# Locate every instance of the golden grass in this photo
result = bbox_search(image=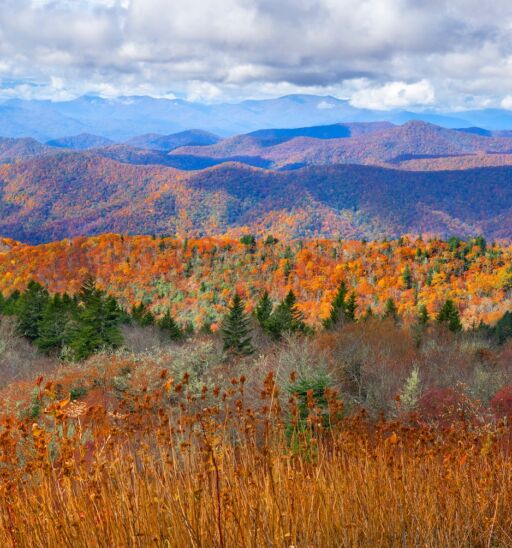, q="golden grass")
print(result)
[1,372,512,547]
